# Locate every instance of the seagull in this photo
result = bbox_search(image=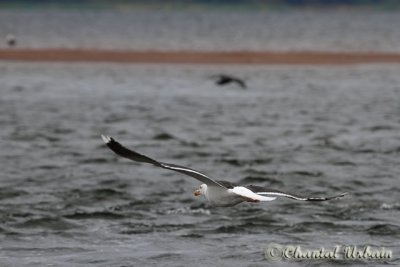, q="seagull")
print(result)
[101,135,348,207]
[212,74,247,89]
